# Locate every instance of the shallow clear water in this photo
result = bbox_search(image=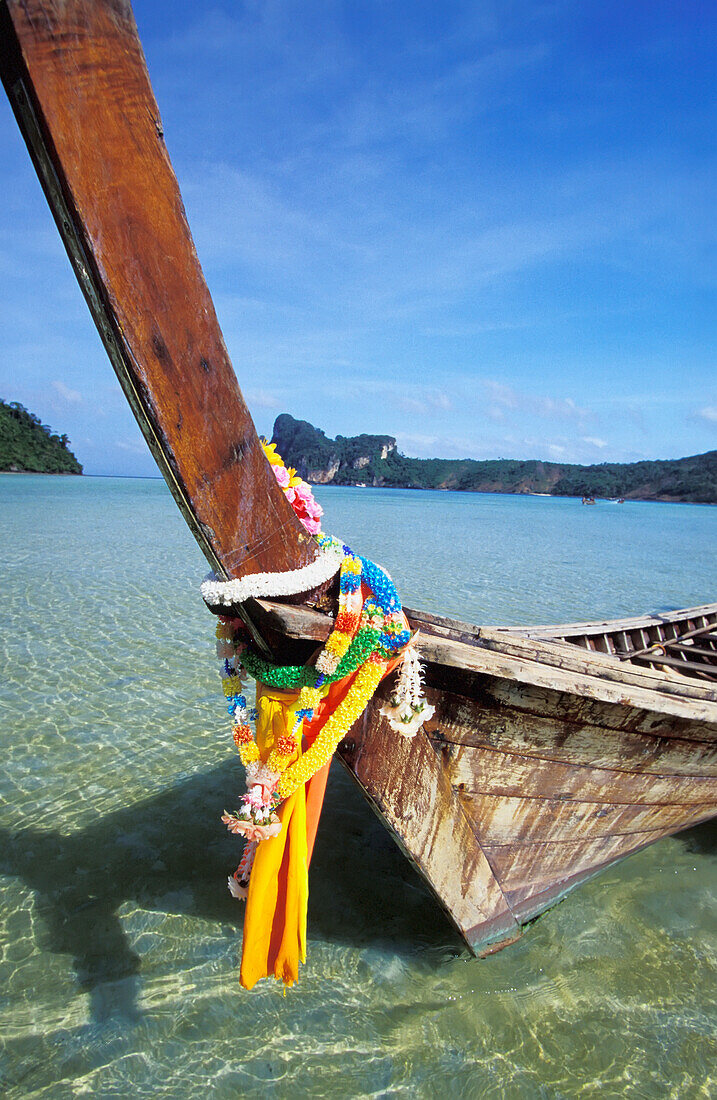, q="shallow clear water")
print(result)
[1,475,715,1098]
